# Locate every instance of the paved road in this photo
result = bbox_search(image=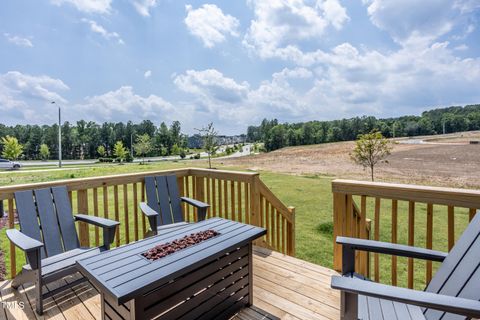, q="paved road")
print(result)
[397,139,466,146]
[6,144,253,173]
